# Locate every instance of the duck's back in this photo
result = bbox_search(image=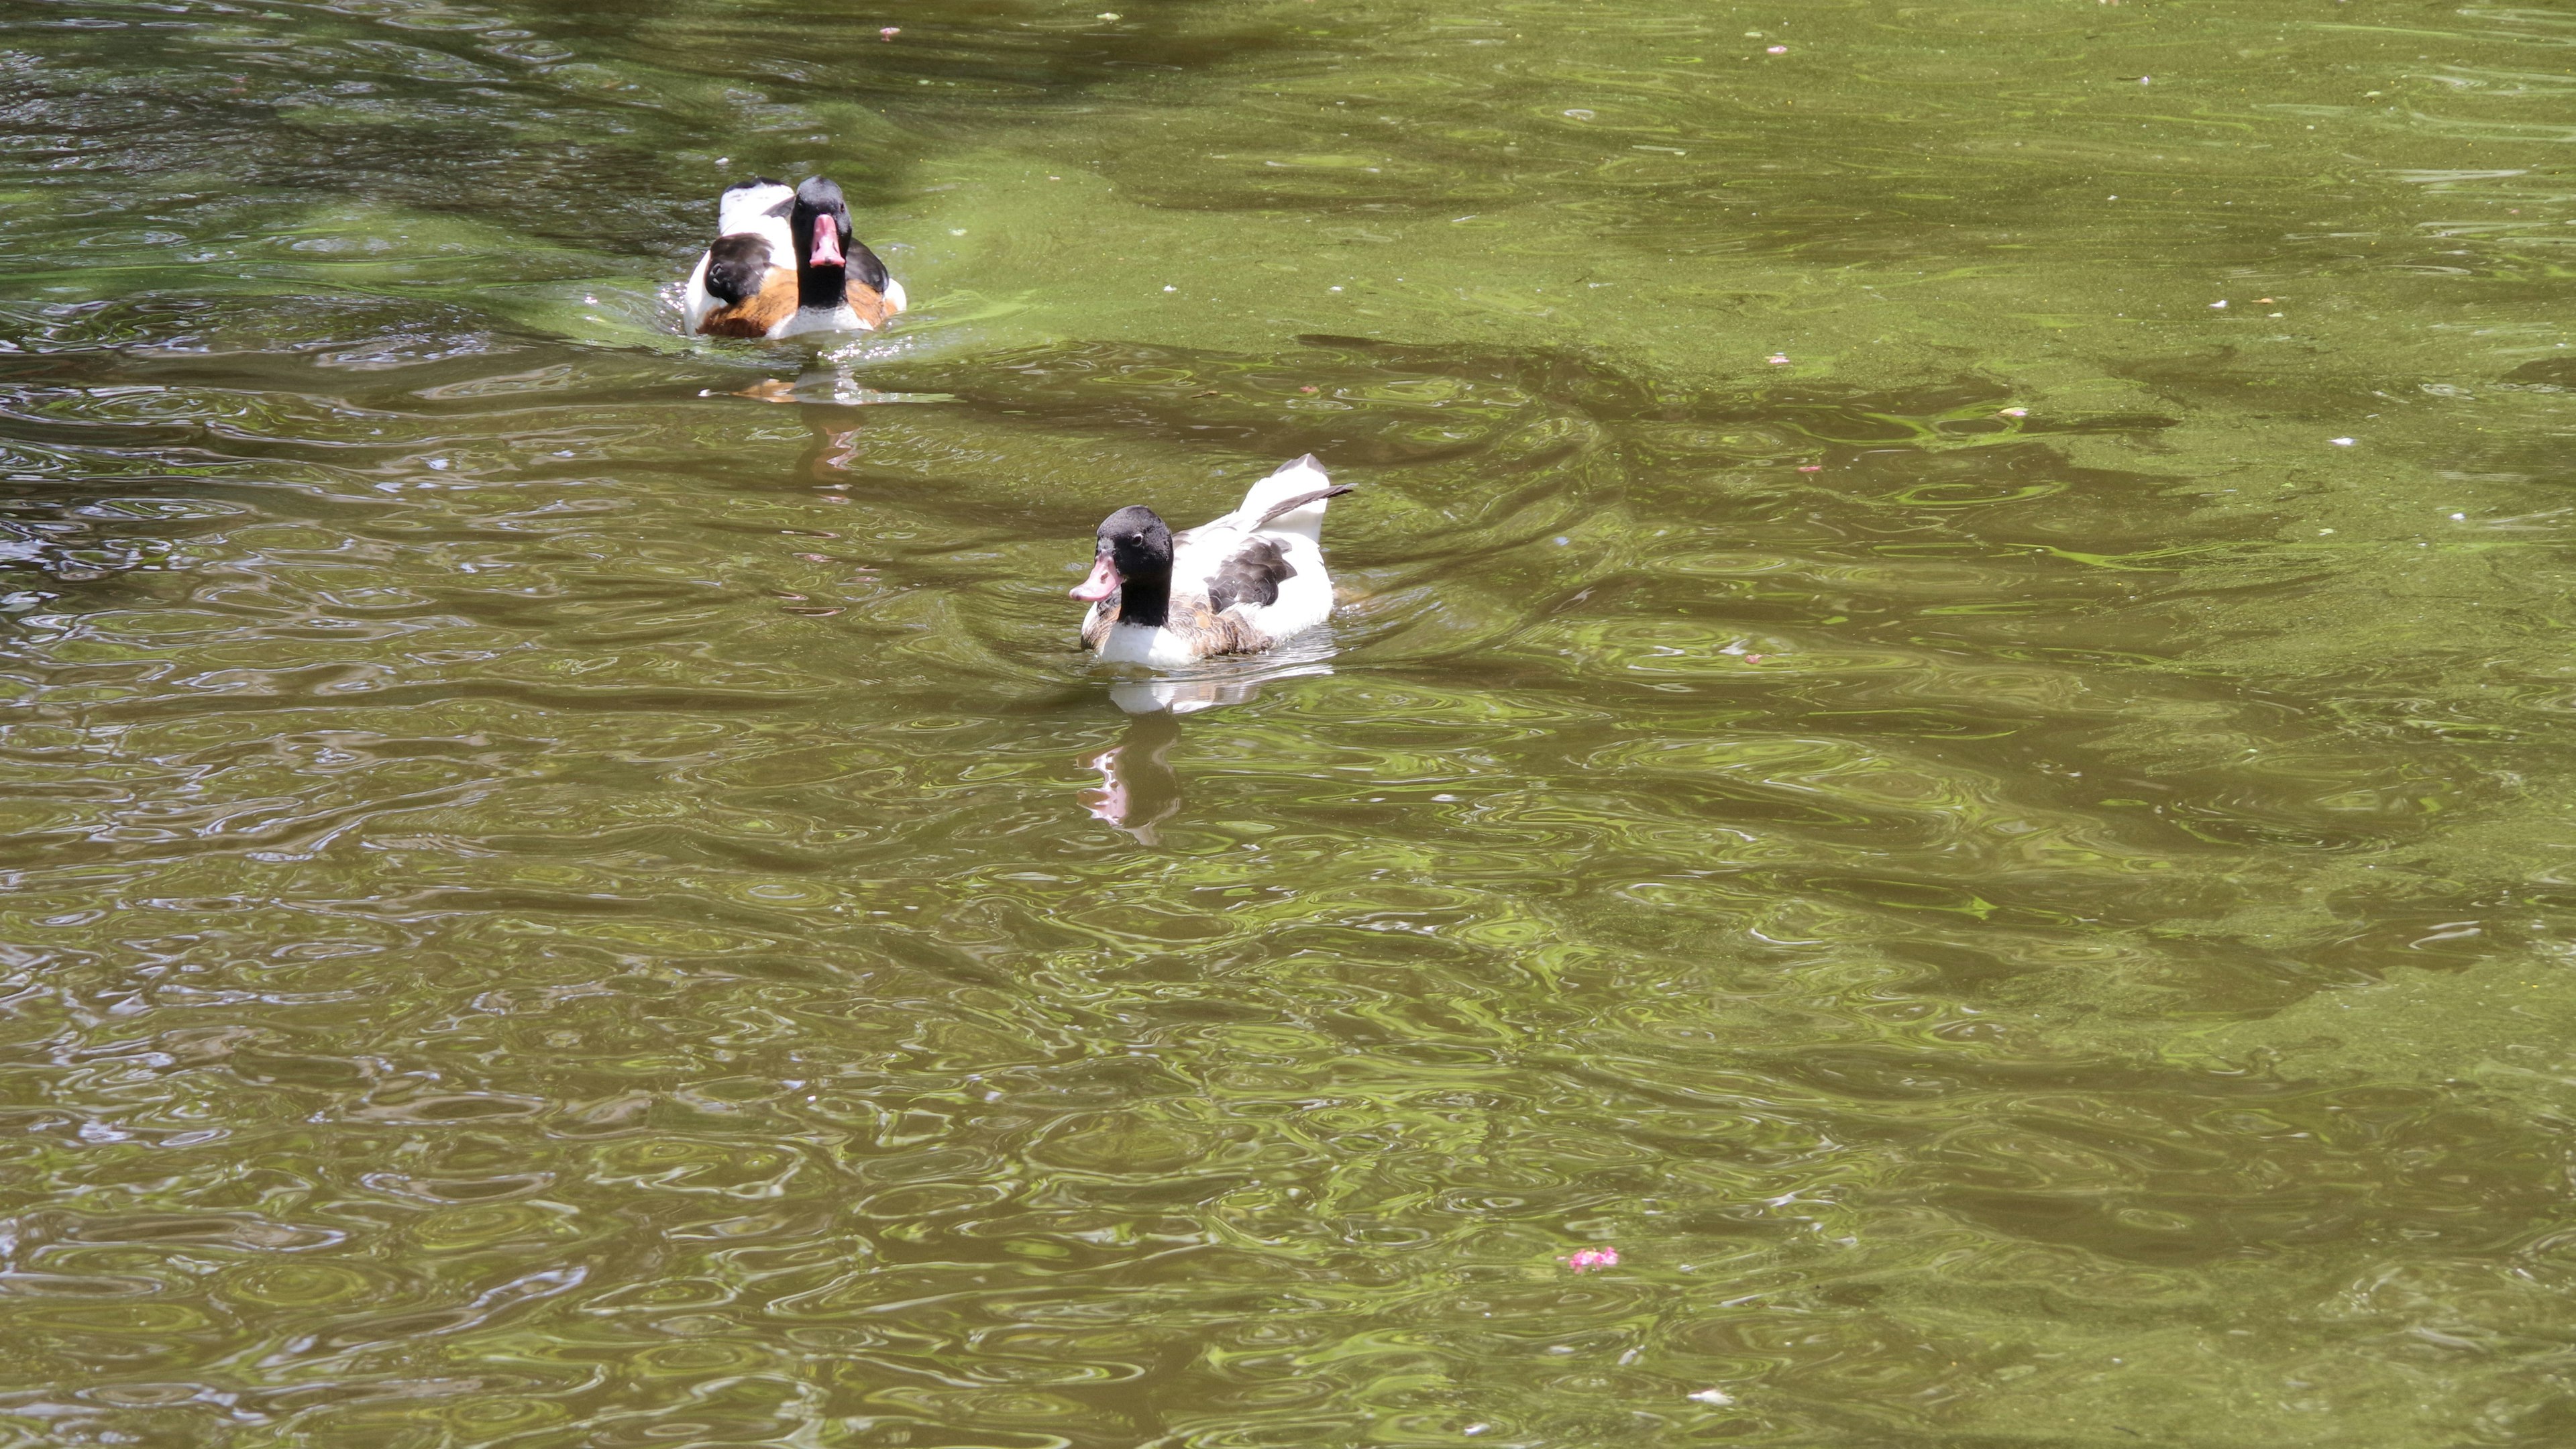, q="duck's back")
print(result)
[717,179,796,254]
[1165,457,1346,645]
